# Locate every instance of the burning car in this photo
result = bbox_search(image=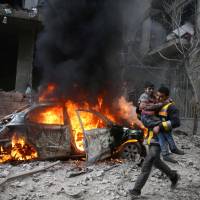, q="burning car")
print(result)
[0,102,146,164]
[80,110,147,164]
